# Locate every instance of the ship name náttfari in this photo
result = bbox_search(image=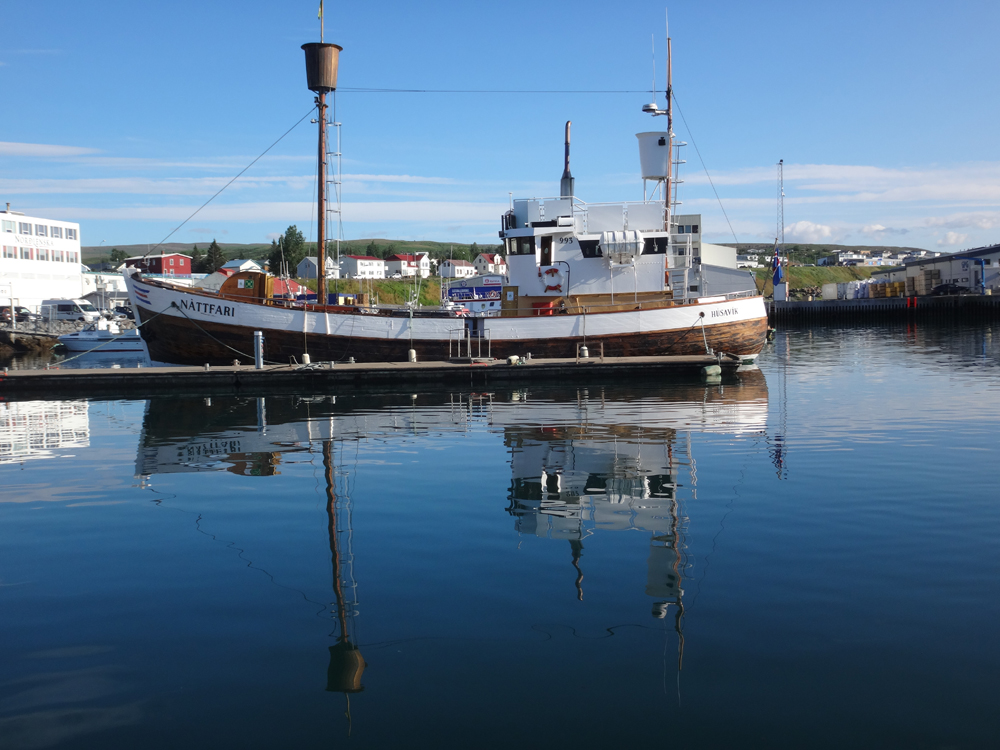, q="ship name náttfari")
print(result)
[179,298,236,317]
